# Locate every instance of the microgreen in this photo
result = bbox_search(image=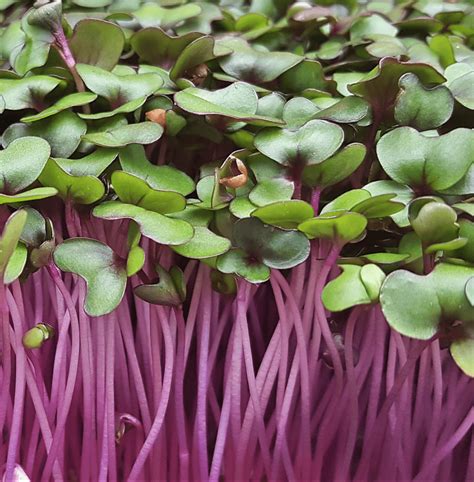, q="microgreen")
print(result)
[1,1,473,480]
[134,264,186,306]
[53,238,127,316]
